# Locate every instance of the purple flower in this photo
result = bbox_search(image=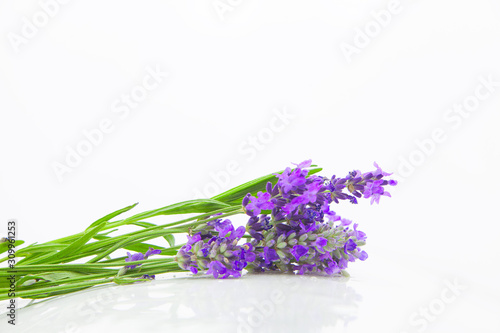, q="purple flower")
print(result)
[324,207,341,222]
[245,192,274,216]
[243,250,256,263]
[242,194,251,207]
[206,261,227,279]
[338,258,348,269]
[297,263,316,275]
[350,223,366,241]
[233,260,246,271]
[299,180,324,205]
[275,167,307,194]
[372,162,392,177]
[358,251,368,261]
[341,218,352,226]
[291,245,309,261]
[313,237,328,252]
[183,160,395,277]
[231,226,246,240]
[145,247,162,258]
[344,239,357,252]
[177,218,256,279]
[125,247,162,269]
[363,180,391,204]
[125,252,144,269]
[263,246,280,264]
[208,219,234,237]
[324,261,340,275]
[186,233,201,246]
[292,159,312,169]
[246,215,271,241]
